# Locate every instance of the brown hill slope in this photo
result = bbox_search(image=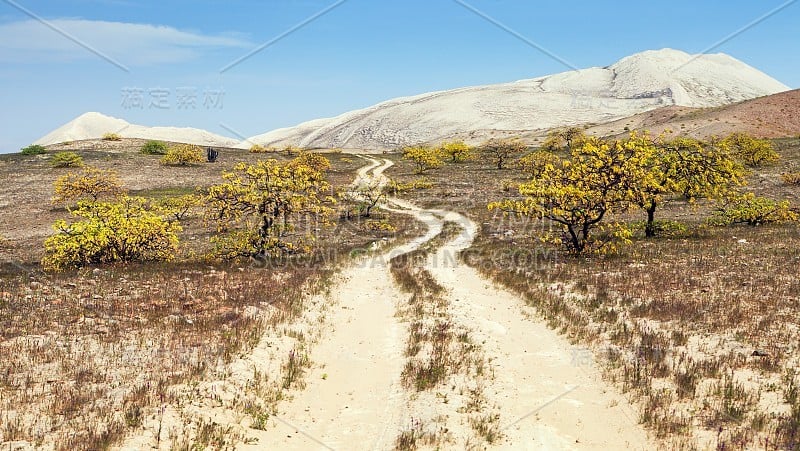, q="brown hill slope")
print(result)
[587,89,800,139]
